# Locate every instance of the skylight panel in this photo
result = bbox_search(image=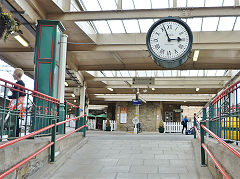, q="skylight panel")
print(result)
[133,0,151,9]
[171,70,177,77]
[189,70,199,76]
[163,71,172,77]
[137,71,147,77]
[86,71,96,76]
[223,0,235,6]
[81,0,101,11]
[104,71,114,77]
[122,0,135,9]
[205,0,223,7]
[151,0,169,8]
[93,21,111,33]
[187,0,204,7]
[181,70,189,76]
[70,0,80,11]
[202,17,219,31]
[145,71,152,77]
[98,0,117,10]
[120,71,130,77]
[234,17,240,31]
[123,20,140,33]
[198,70,204,76]
[117,71,122,77]
[215,70,225,76]
[157,71,164,77]
[177,0,187,7]
[207,70,217,76]
[108,20,125,33]
[217,17,235,31]
[186,18,202,31]
[128,71,135,77]
[138,19,154,33]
